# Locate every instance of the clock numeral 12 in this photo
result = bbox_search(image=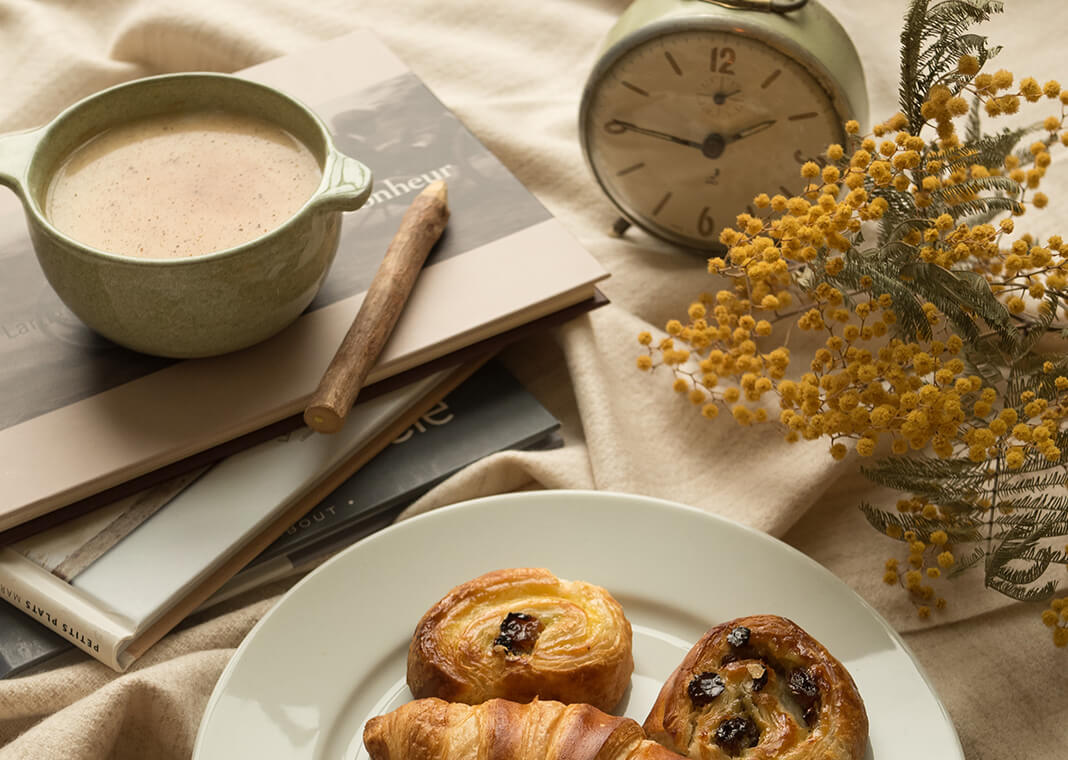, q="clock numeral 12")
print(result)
[710,47,736,75]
